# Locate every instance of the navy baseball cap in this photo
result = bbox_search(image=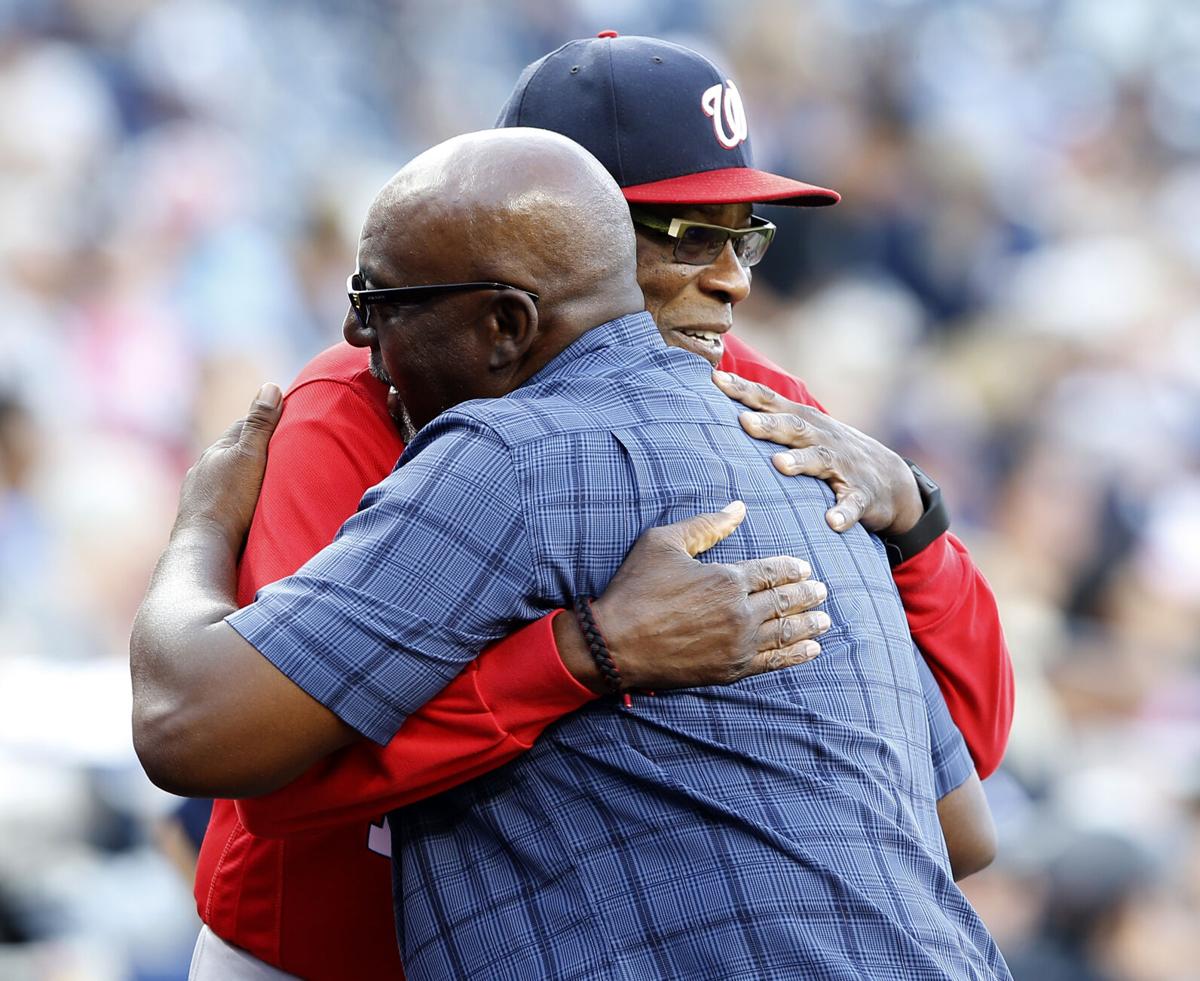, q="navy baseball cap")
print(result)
[496,31,840,207]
